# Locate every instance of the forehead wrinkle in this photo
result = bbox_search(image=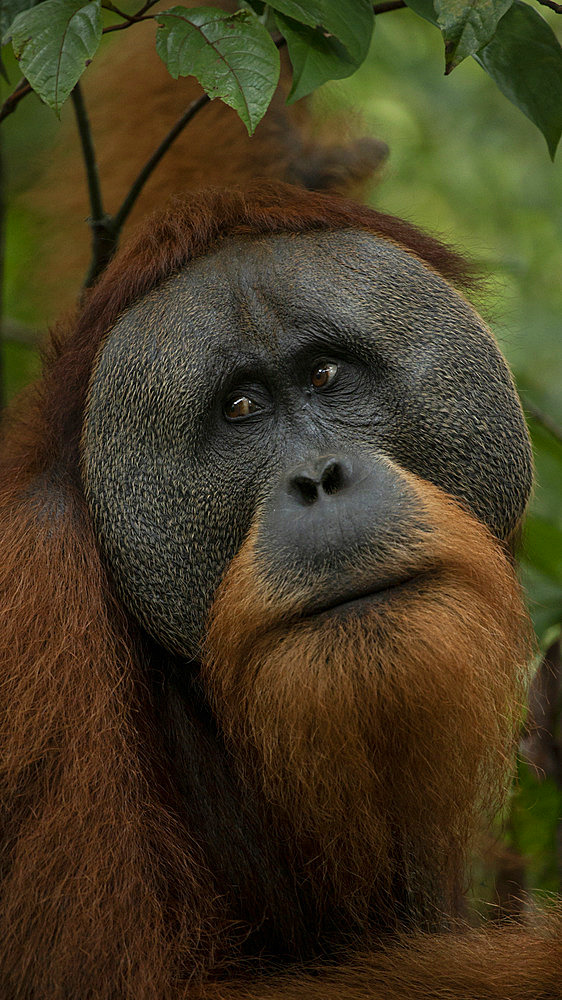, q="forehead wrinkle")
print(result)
[238,237,365,330]
[217,246,288,354]
[235,281,287,354]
